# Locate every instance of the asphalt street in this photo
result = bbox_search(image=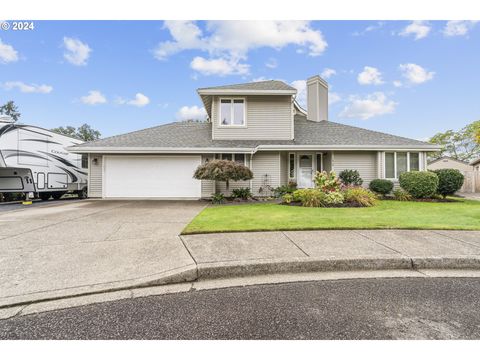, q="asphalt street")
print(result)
[1,277,480,339]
